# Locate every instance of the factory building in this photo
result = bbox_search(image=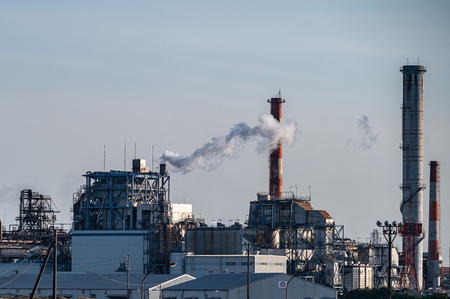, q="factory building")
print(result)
[343,265,374,291]
[71,159,195,274]
[162,273,337,299]
[184,254,286,277]
[0,273,194,299]
[342,238,400,291]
